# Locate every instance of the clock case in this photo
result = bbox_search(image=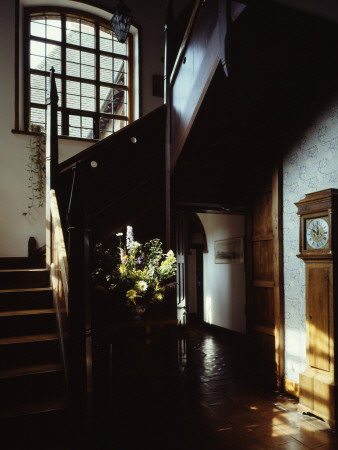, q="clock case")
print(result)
[295,188,338,261]
[295,188,338,429]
